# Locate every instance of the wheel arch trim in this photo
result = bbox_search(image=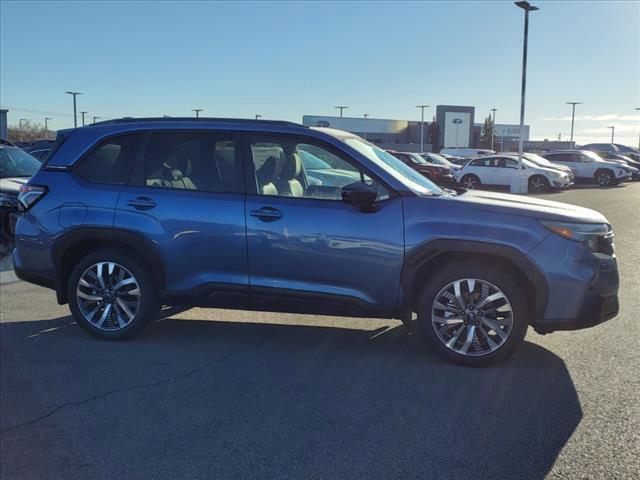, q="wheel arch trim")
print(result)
[400,239,548,321]
[51,226,165,304]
